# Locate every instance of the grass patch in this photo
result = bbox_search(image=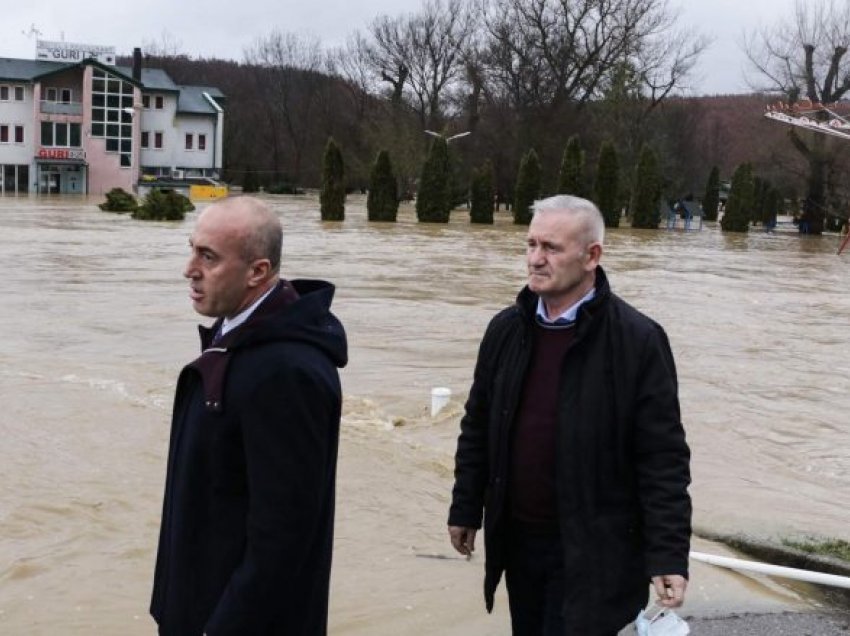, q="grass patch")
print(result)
[782,538,850,562]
